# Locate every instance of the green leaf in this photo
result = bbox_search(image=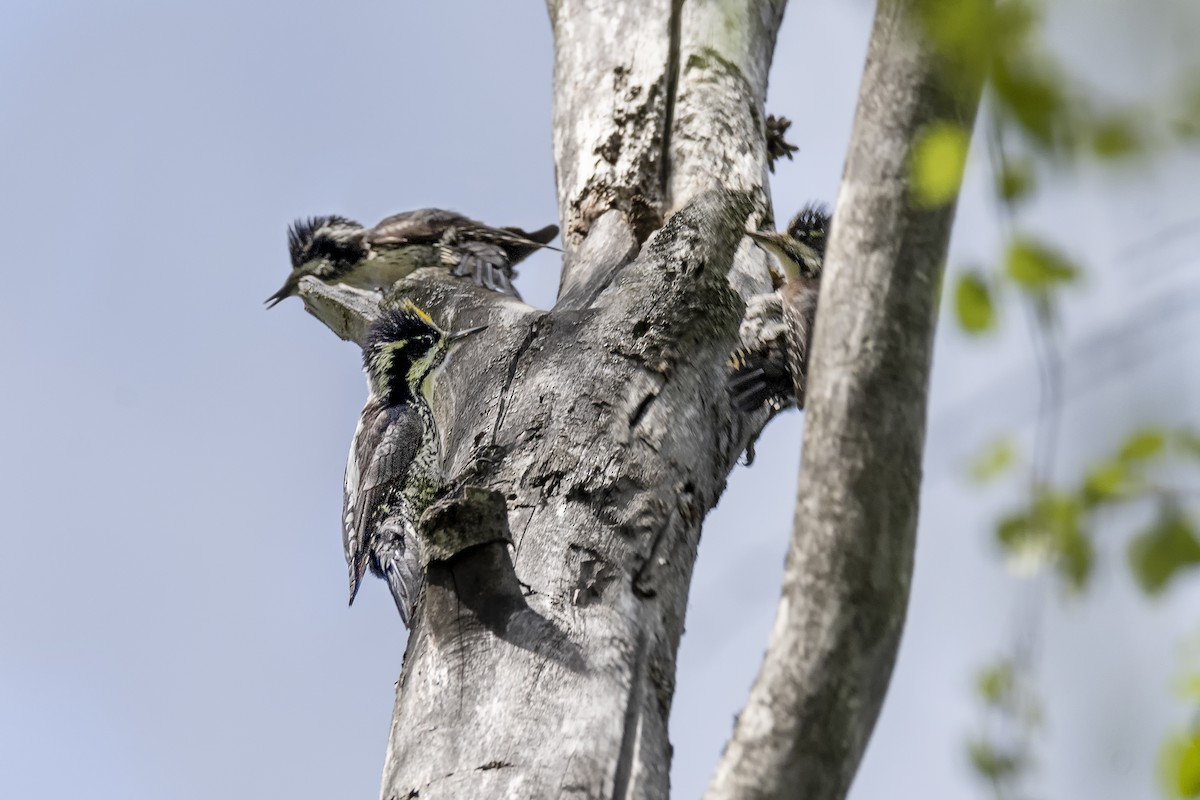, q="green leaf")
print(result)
[996,510,1047,567]
[1006,237,1080,288]
[1083,461,1127,505]
[1128,510,1200,596]
[1161,732,1200,798]
[1038,491,1091,591]
[967,738,1024,782]
[976,661,1015,706]
[997,491,1092,589]
[1180,738,1200,798]
[1120,429,1166,462]
[1057,523,1094,592]
[996,159,1035,202]
[1090,113,1143,160]
[911,123,971,206]
[955,272,996,334]
[991,56,1072,150]
[969,438,1016,483]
